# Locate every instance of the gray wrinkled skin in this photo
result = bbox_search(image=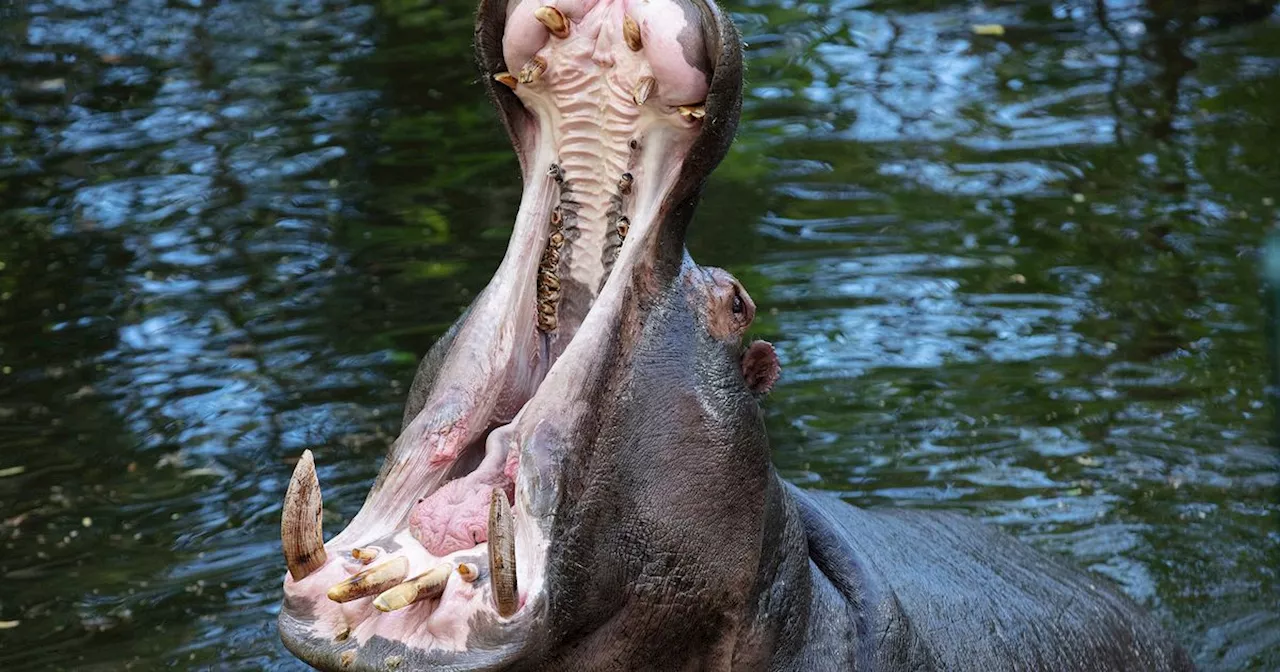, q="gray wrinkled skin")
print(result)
[388,256,1194,671]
